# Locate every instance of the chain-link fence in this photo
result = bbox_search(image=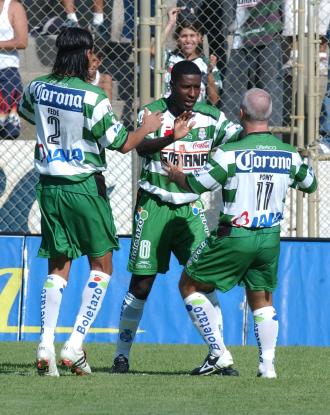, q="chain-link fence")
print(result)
[0,0,329,236]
